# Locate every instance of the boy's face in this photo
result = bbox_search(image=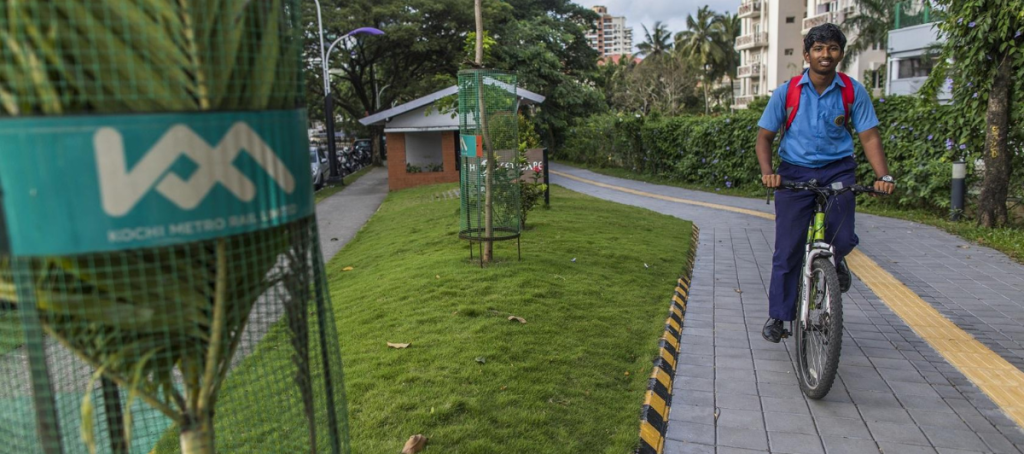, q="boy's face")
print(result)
[803,40,844,75]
